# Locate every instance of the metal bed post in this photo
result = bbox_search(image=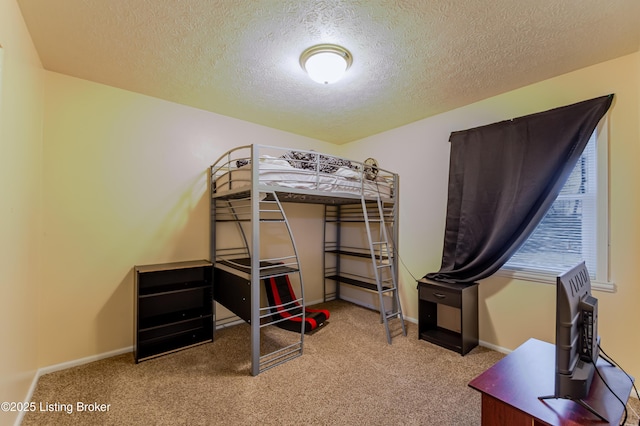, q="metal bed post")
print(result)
[250,144,261,376]
[209,166,217,340]
[393,175,400,295]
